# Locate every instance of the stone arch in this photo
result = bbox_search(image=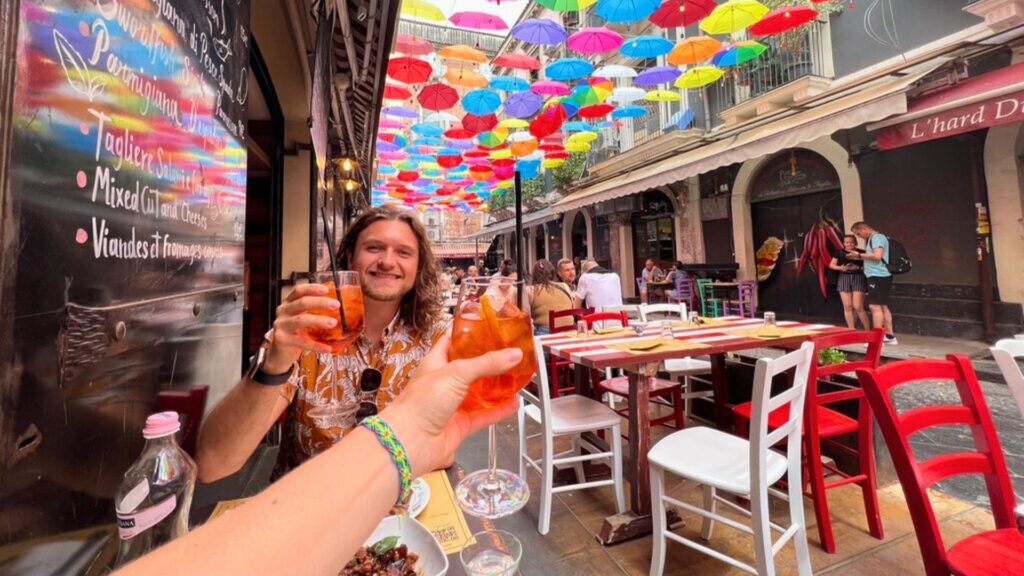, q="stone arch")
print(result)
[983,122,1024,304]
[561,208,593,262]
